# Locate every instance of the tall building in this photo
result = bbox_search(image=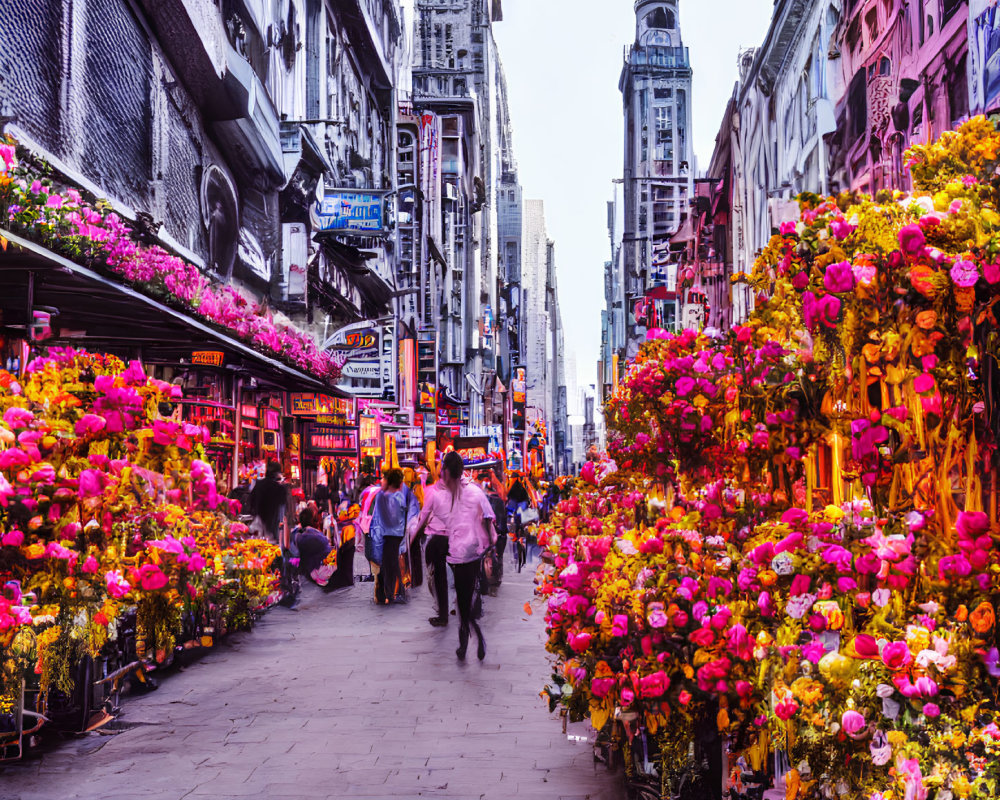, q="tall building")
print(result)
[619,0,694,350]
[408,0,506,415]
[521,199,567,473]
